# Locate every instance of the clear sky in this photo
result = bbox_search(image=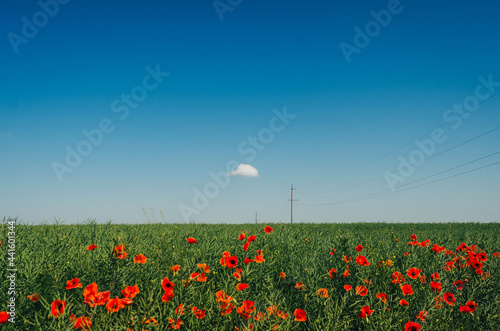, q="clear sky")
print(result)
[1,0,499,224]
